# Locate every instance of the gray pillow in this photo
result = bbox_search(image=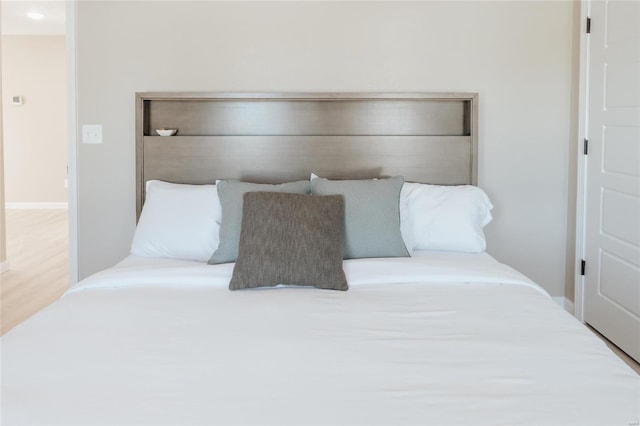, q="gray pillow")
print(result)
[208,180,310,264]
[310,176,409,259]
[229,192,348,291]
